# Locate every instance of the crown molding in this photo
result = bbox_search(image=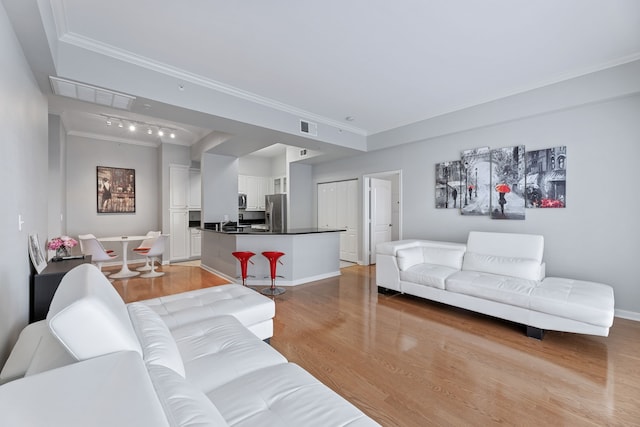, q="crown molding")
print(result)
[56,31,368,137]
